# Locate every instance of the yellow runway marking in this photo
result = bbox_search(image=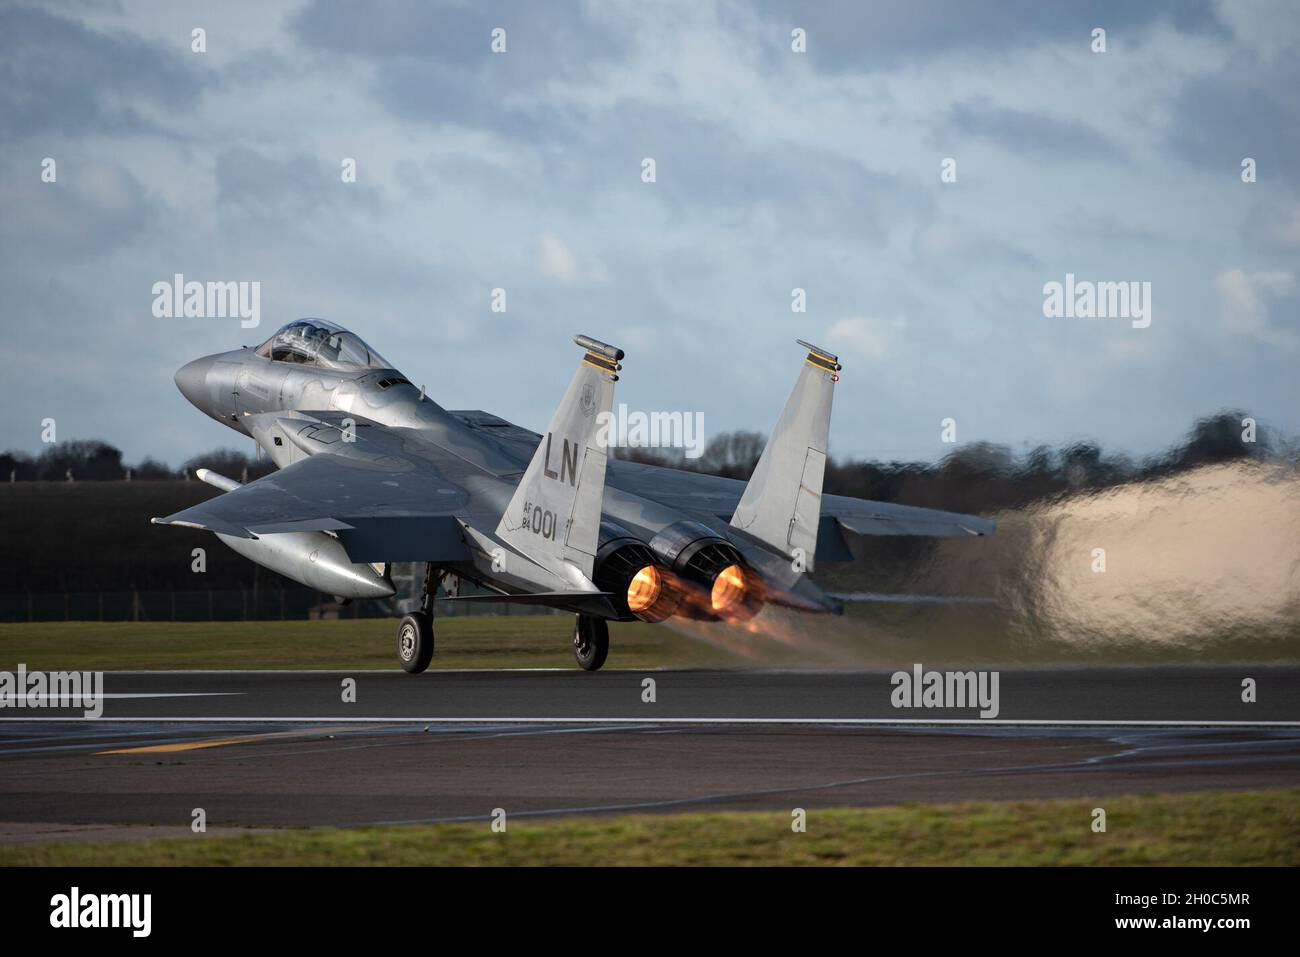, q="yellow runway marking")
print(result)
[97,737,262,755]
[94,724,382,755]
